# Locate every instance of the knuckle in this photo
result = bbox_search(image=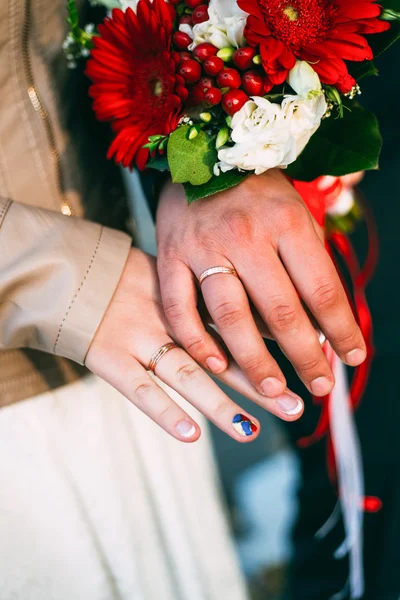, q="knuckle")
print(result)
[163,298,186,325]
[297,356,322,375]
[133,380,154,400]
[186,336,207,355]
[311,281,341,312]
[241,354,267,375]
[334,328,360,349]
[222,209,254,241]
[175,363,202,384]
[277,203,309,235]
[213,301,245,329]
[267,303,299,332]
